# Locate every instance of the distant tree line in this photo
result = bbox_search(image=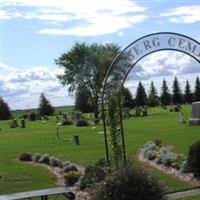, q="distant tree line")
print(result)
[134,76,200,107]
[0,93,54,120]
[75,76,200,113]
